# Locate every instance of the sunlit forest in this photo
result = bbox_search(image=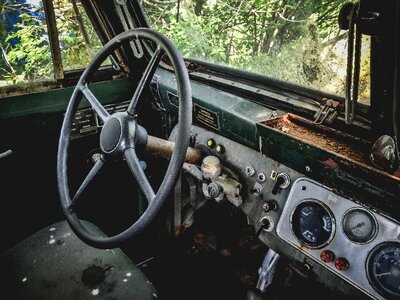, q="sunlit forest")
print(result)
[143,0,370,101]
[0,0,102,86]
[0,0,370,102]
